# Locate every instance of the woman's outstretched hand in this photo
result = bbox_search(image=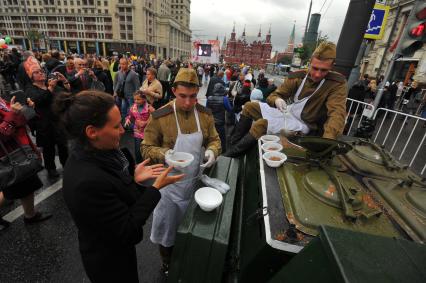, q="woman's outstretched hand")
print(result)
[153,166,185,190]
[134,159,165,183]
